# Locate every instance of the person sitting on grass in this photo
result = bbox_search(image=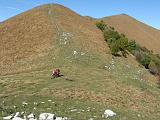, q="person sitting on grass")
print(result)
[51,69,60,78]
